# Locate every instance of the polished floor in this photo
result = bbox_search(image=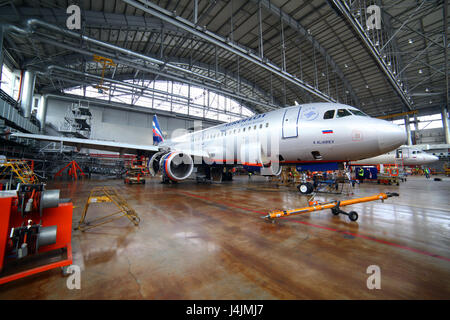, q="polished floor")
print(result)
[1,174,449,299]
